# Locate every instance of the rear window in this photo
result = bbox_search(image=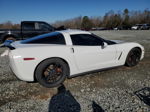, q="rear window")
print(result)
[21,32,66,44]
